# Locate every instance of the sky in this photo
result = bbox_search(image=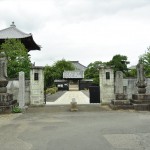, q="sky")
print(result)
[0,0,150,67]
